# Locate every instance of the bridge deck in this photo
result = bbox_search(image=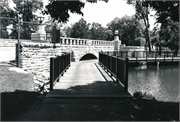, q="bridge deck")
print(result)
[46,60,132,98]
